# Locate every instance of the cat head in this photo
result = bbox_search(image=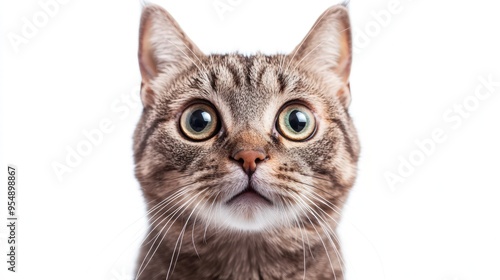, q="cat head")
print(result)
[133,4,359,232]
